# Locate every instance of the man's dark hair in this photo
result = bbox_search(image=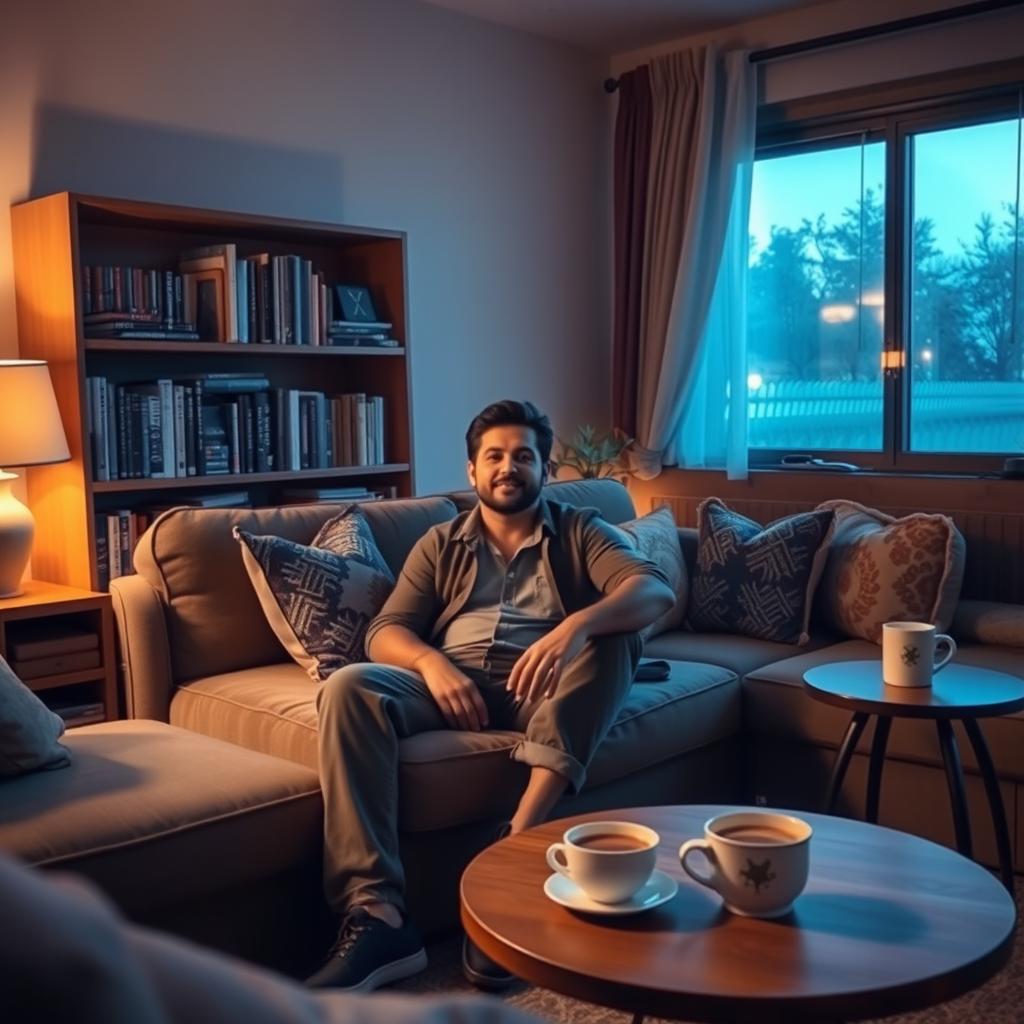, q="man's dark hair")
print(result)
[465,400,554,464]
